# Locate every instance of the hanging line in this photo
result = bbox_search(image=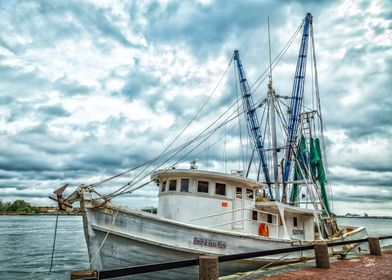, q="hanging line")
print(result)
[48,213,59,275]
[88,209,120,268]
